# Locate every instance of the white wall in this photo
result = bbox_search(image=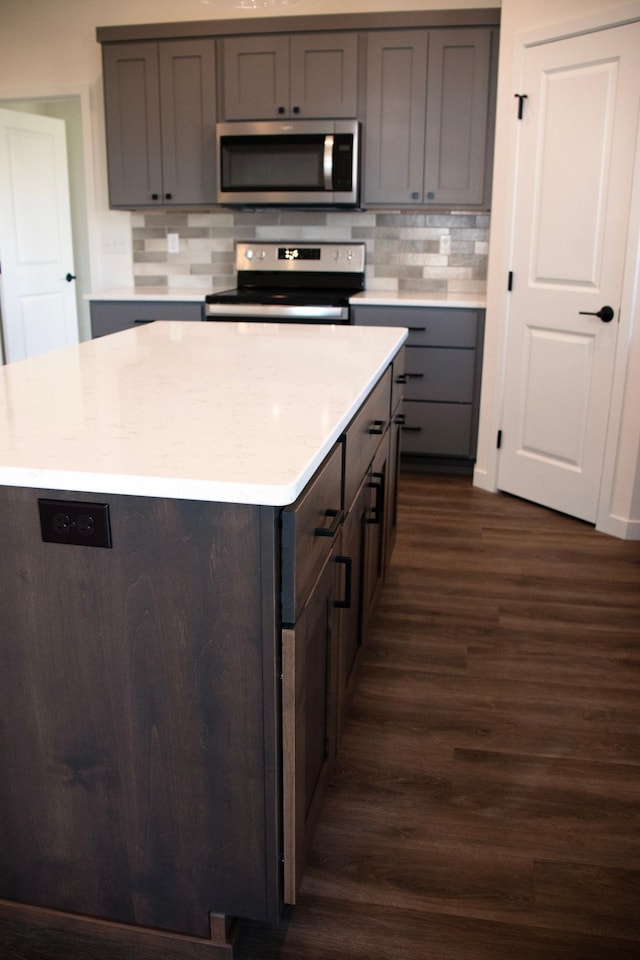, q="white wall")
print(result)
[474,0,640,537]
